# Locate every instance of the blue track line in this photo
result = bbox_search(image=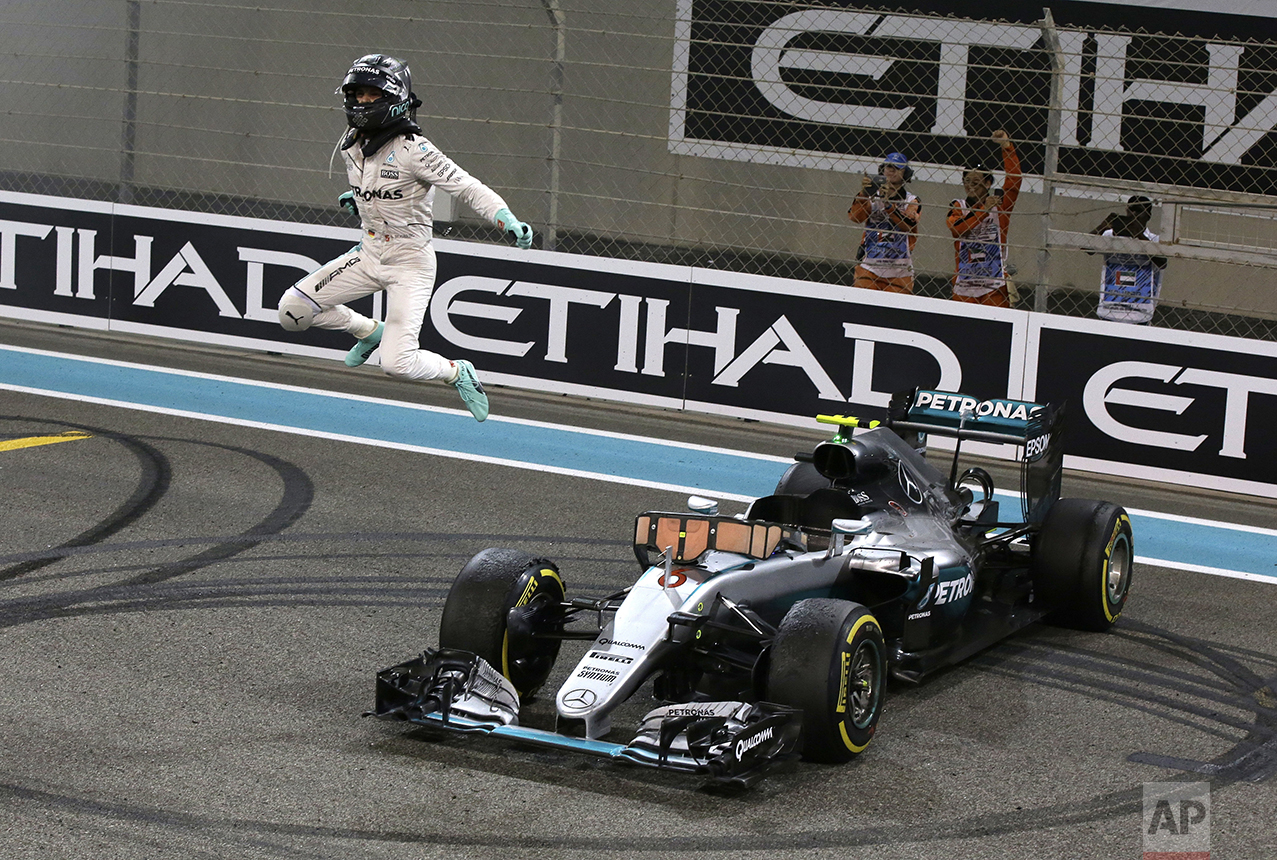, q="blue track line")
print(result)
[1,345,1272,582]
